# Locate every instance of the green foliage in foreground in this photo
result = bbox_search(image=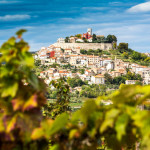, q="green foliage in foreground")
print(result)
[0,30,48,149]
[1,30,150,150]
[33,85,150,150]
